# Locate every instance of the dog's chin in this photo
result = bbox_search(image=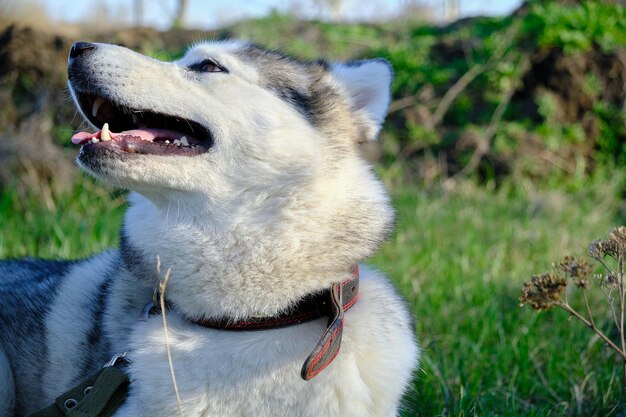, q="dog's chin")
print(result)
[77,144,206,193]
